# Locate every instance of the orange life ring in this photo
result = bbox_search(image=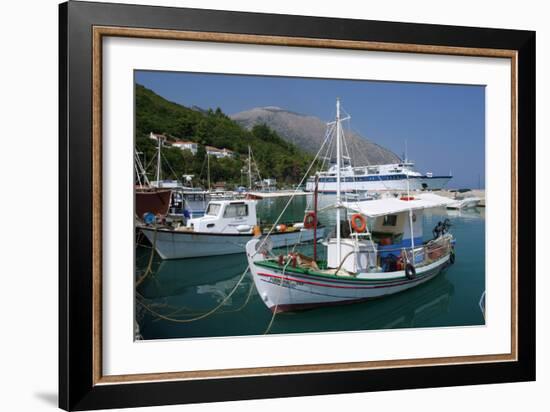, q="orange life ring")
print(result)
[303,211,317,229]
[351,213,367,233]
